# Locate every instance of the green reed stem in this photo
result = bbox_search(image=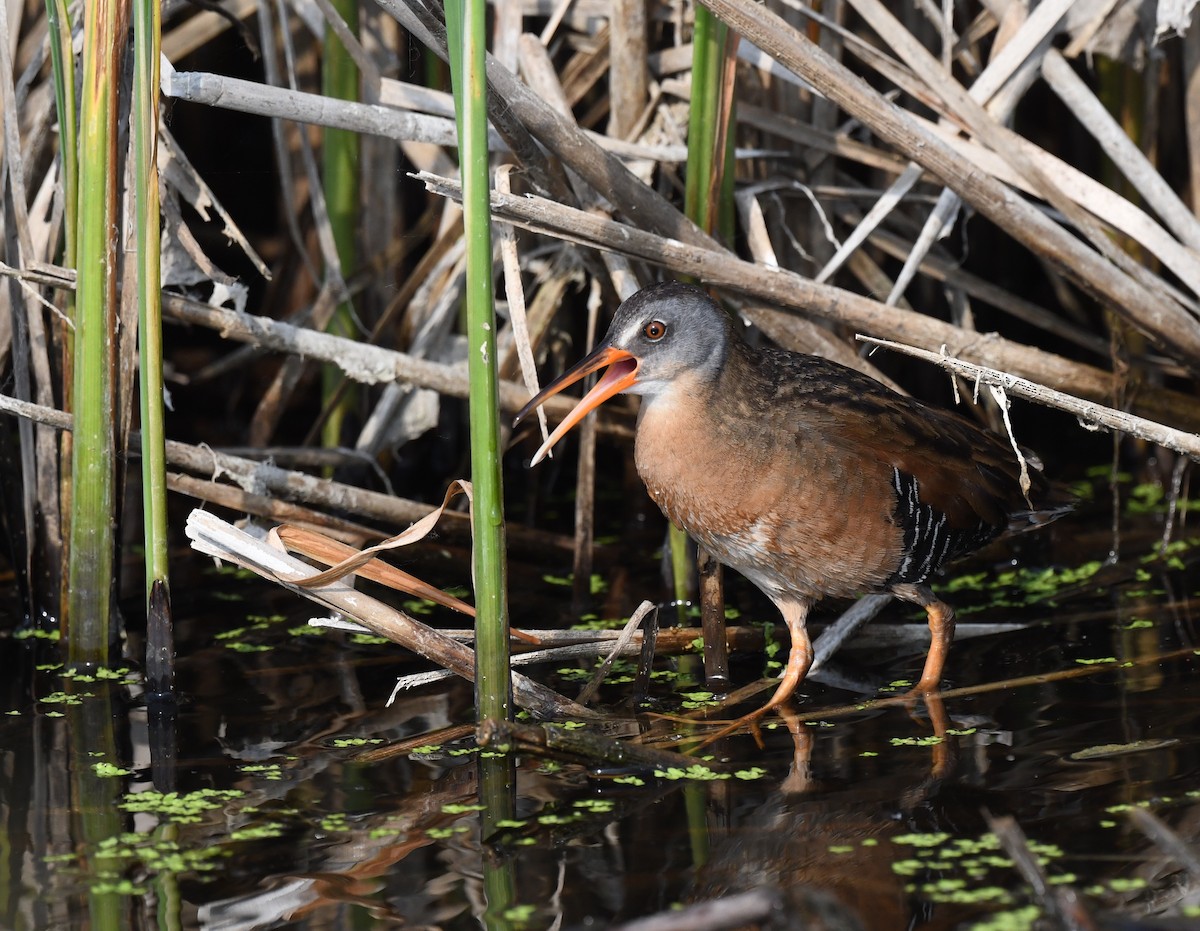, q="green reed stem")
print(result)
[68,0,122,665]
[674,4,734,615]
[45,0,77,269]
[45,0,78,615]
[321,0,360,450]
[446,0,511,722]
[133,0,169,606]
